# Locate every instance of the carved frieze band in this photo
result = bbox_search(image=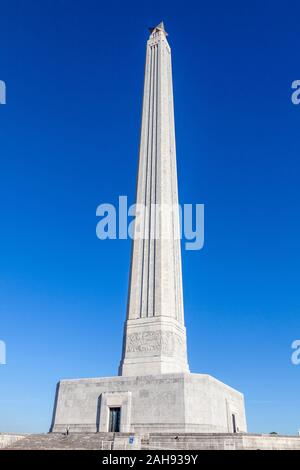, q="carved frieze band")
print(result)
[126,330,186,357]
